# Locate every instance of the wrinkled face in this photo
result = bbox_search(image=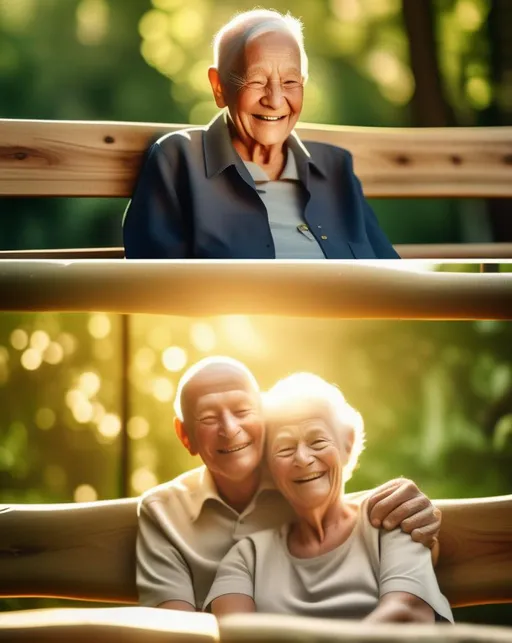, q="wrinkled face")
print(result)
[214,29,304,149]
[181,365,265,484]
[267,402,350,513]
